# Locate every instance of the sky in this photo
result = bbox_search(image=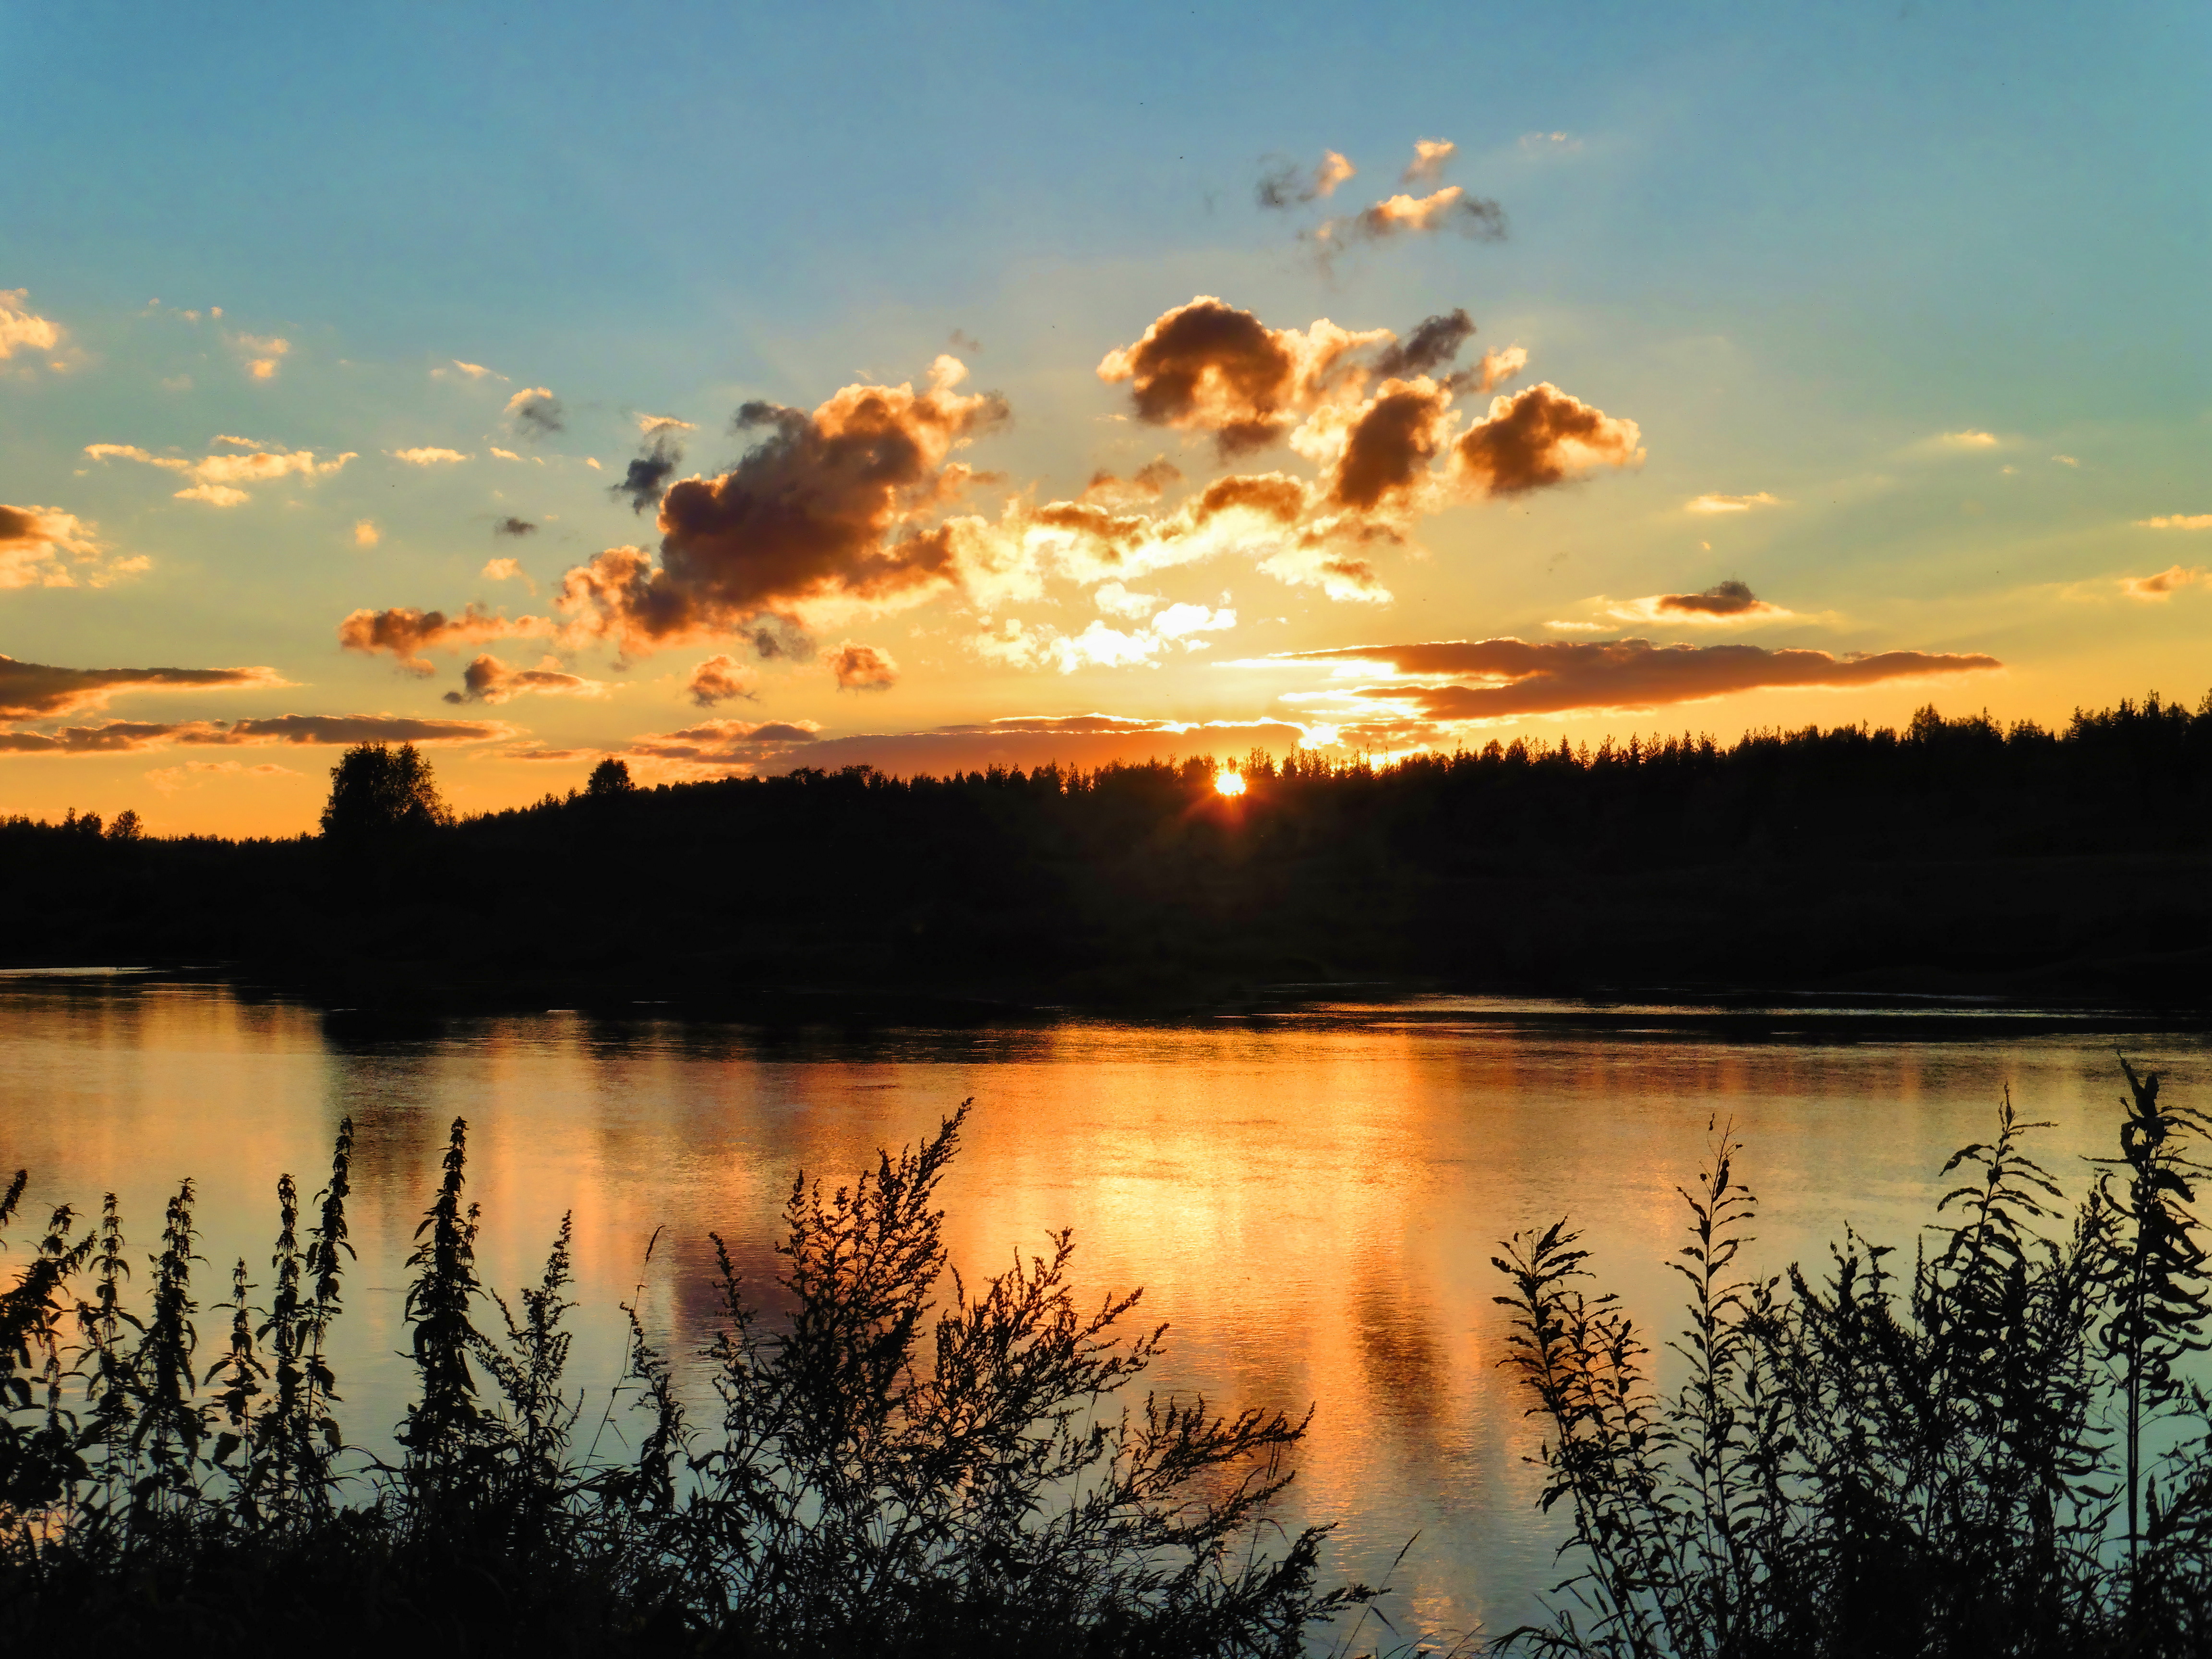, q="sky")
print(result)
[4,0,2207,836]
